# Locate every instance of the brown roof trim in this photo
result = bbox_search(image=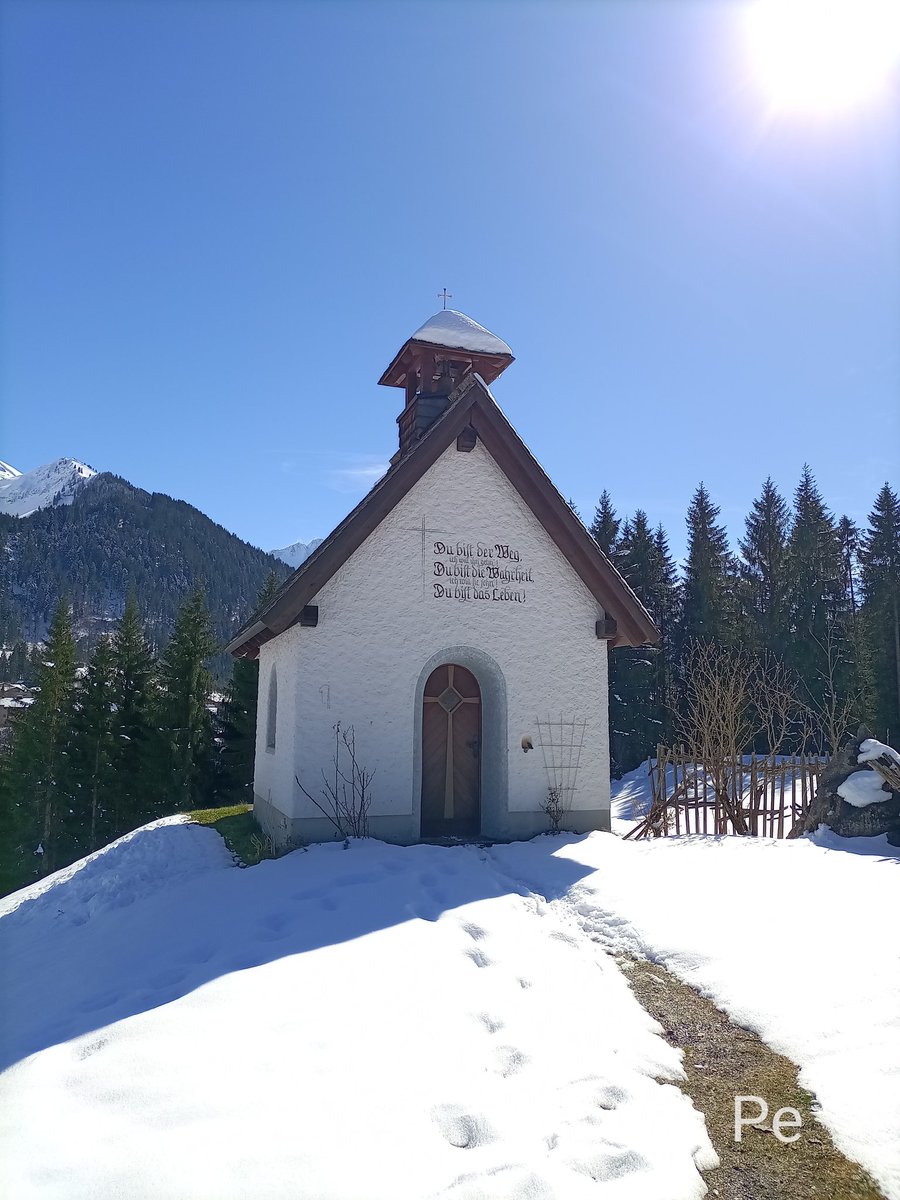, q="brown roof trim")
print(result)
[378,339,514,389]
[227,376,657,657]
